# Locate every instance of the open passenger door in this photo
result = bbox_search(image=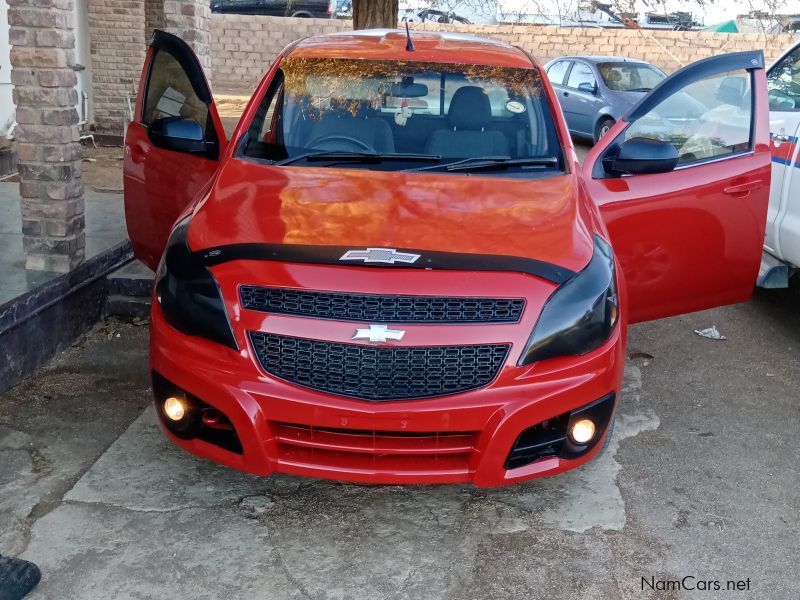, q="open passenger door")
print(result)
[123,30,227,270]
[584,52,770,323]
